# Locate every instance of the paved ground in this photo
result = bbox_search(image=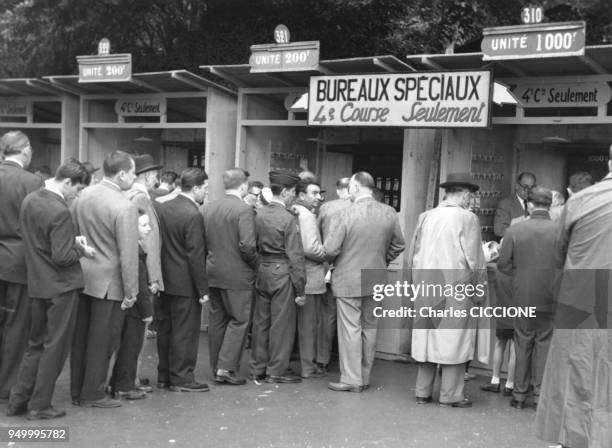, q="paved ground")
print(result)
[1,333,554,448]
